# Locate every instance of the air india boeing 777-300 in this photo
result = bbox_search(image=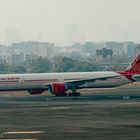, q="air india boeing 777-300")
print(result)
[0,54,140,96]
